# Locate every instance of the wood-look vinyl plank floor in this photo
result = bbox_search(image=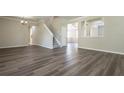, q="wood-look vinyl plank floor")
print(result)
[0,45,124,76]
